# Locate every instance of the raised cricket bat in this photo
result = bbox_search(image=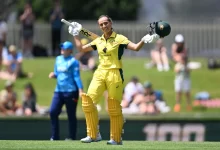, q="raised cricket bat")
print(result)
[61,19,99,40]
